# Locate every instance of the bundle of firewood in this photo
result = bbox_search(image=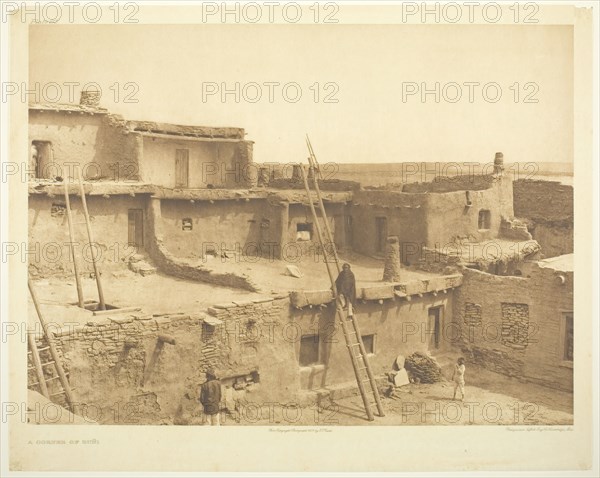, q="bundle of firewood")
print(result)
[404,352,442,384]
